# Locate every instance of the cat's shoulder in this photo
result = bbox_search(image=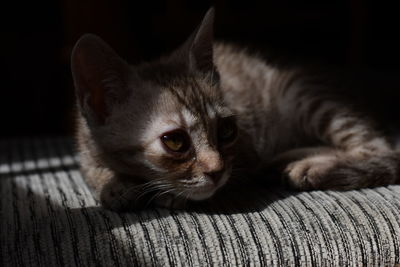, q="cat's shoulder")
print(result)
[213,41,291,80]
[213,42,255,63]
